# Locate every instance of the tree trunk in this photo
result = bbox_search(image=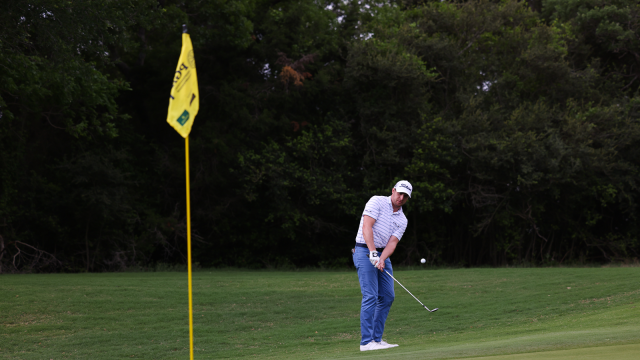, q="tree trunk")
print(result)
[528,0,542,12]
[0,234,4,274]
[85,220,90,272]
